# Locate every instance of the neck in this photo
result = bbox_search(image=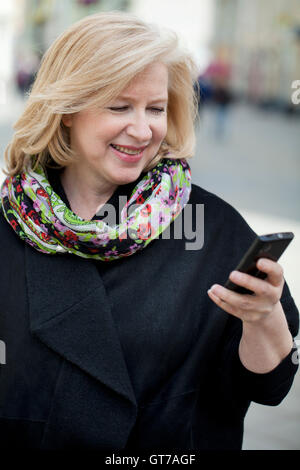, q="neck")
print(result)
[60,165,118,220]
